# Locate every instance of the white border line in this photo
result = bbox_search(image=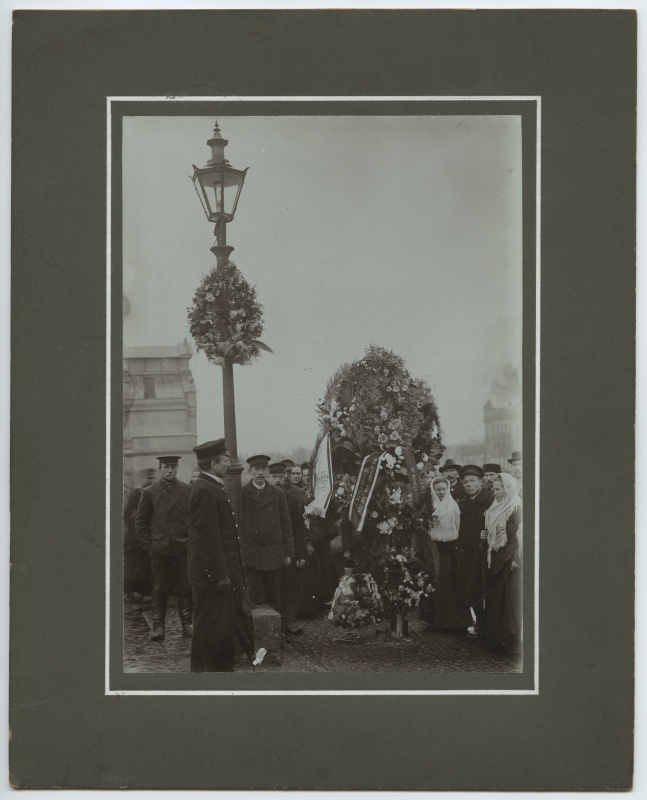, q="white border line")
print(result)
[107,95,540,696]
